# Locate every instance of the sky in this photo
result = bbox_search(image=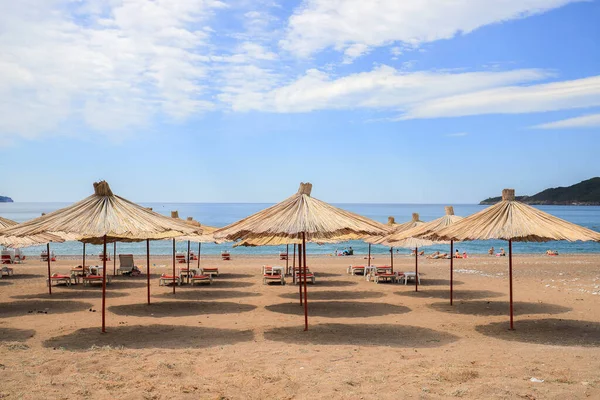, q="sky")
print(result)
[1,0,599,204]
